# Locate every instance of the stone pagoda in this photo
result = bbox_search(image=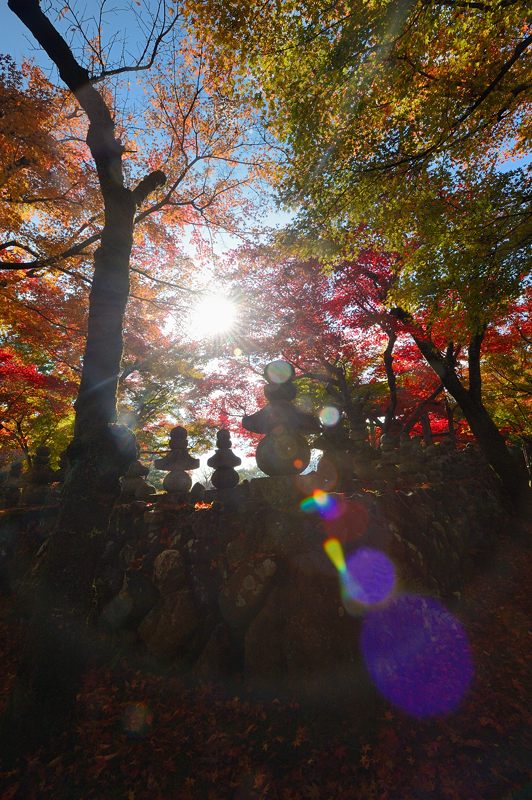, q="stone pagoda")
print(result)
[207,429,241,489]
[154,426,199,503]
[242,360,320,476]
